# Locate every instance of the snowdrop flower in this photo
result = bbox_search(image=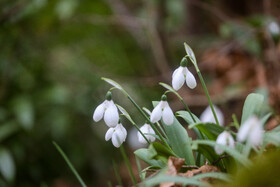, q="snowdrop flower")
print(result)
[172,57,197,91]
[150,95,174,125]
[237,115,263,146]
[93,91,119,127]
[138,123,156,144]
[200,105,224,126]
[105,123,127,148]
[215,131,235,155]
[268,21,280,35]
